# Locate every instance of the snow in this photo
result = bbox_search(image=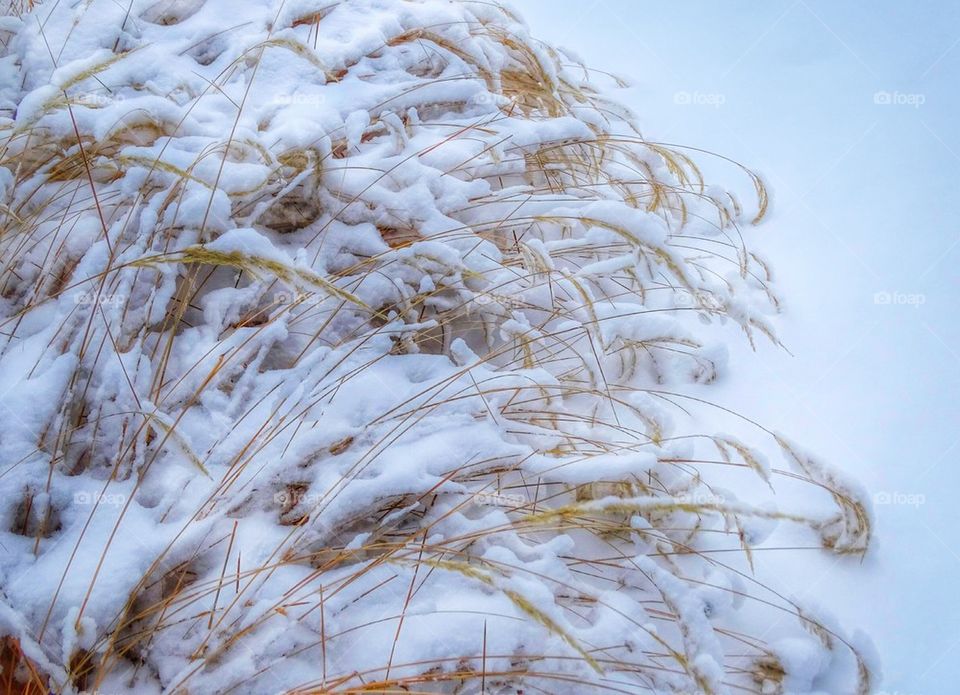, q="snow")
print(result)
[0,0,907,692]
[514,0,960,692]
